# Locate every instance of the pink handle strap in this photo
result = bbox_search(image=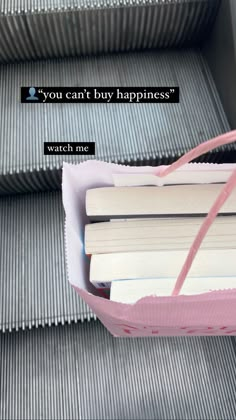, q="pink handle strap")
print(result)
[156,130,236,296]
